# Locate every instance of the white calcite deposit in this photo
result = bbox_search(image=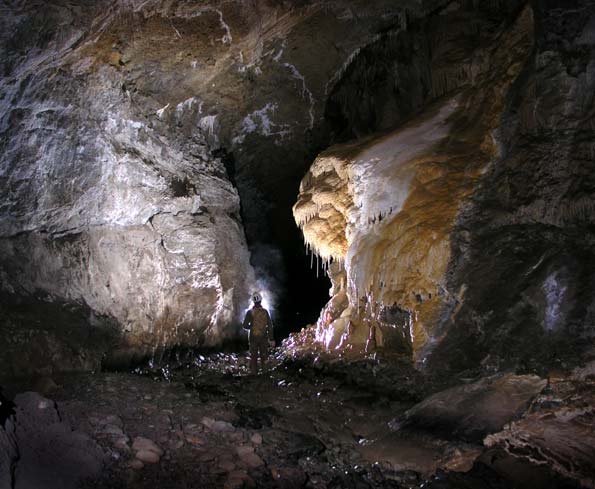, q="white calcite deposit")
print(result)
[293,6,535,358]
